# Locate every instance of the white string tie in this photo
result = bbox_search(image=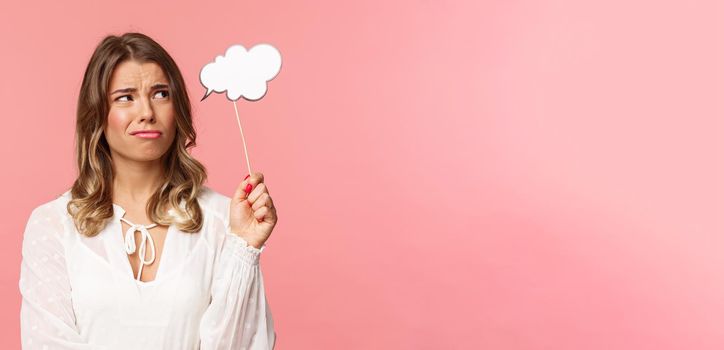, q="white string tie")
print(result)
[120,217,158,281]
